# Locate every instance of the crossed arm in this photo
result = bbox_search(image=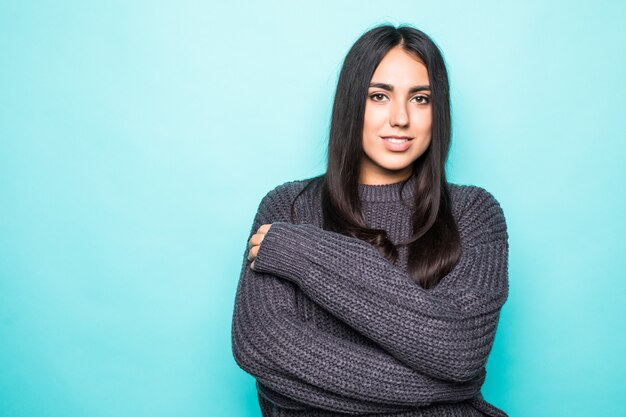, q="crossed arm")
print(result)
[231,184,508,413]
